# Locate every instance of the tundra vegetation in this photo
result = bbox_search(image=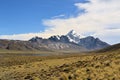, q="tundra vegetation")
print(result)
[0,48,120,80]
